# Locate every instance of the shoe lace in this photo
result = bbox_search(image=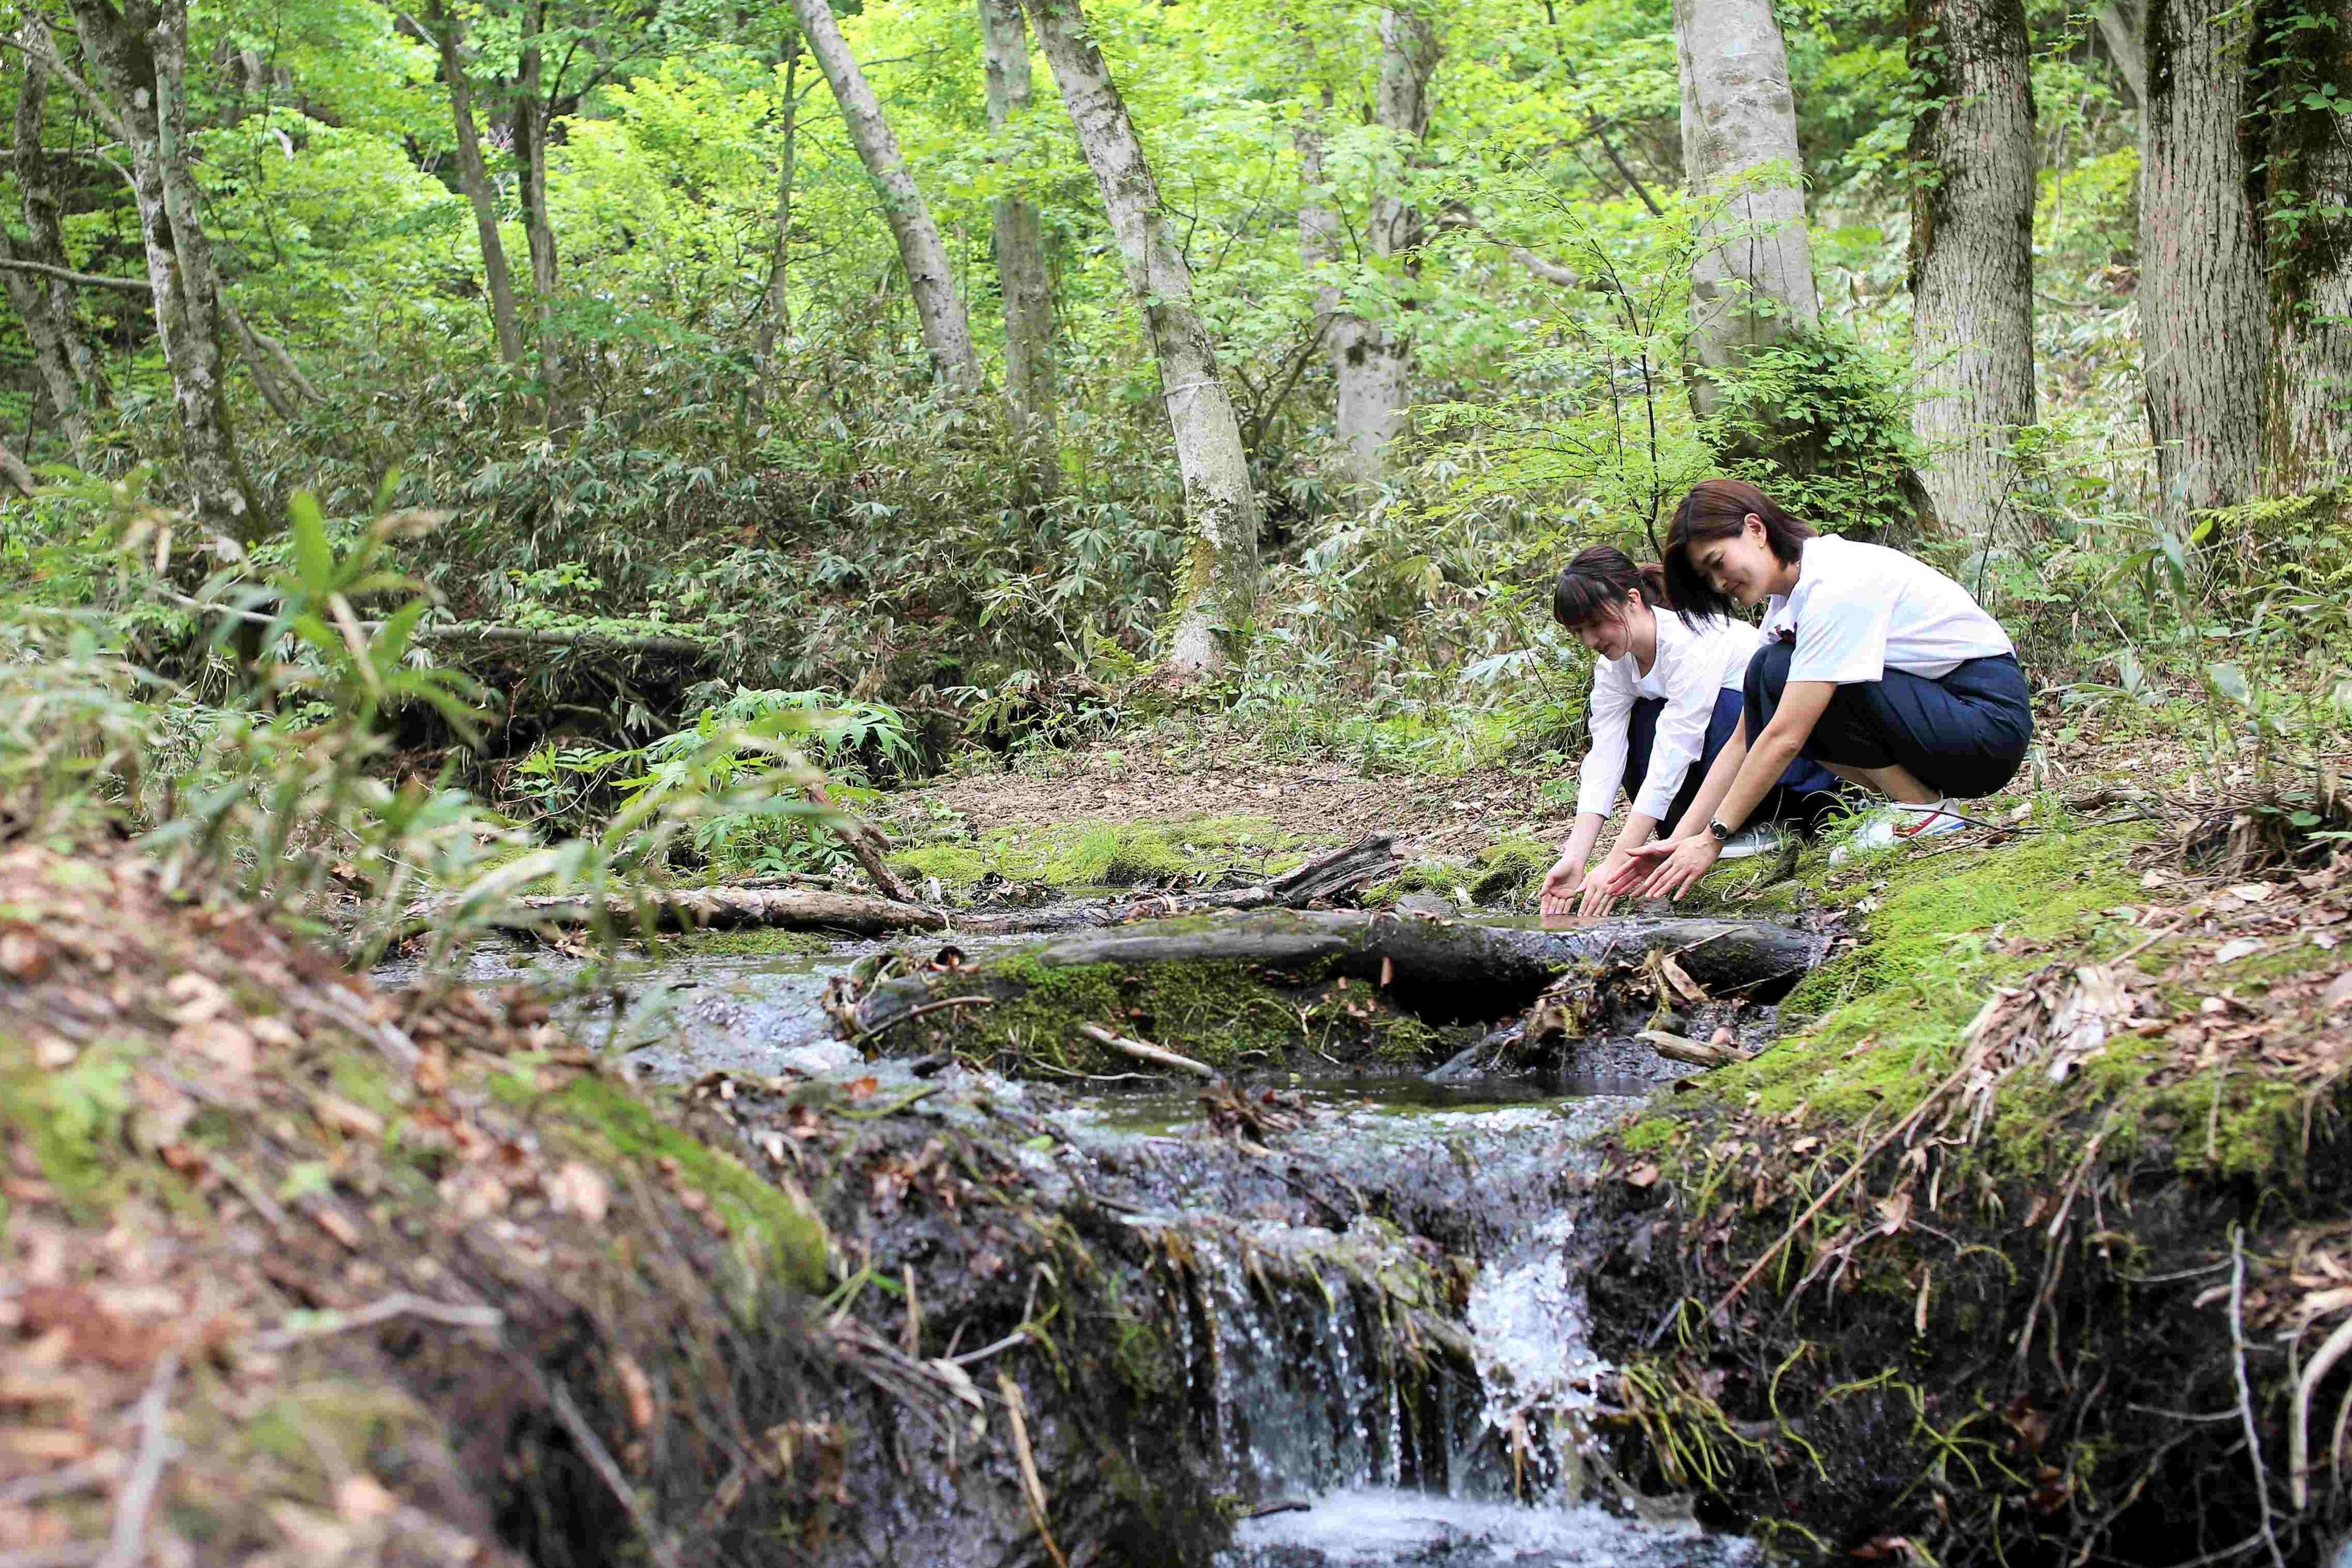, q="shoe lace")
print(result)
[1892,805,1950,841]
